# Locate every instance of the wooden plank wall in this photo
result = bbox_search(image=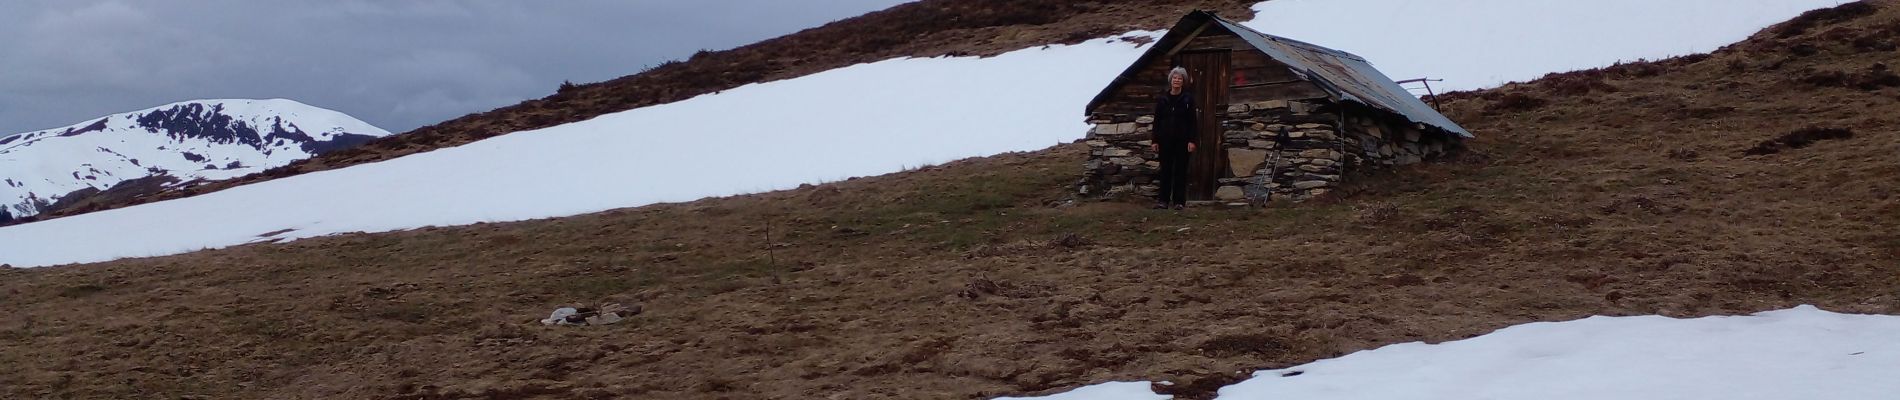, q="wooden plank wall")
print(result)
[1091,27,1329,116]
